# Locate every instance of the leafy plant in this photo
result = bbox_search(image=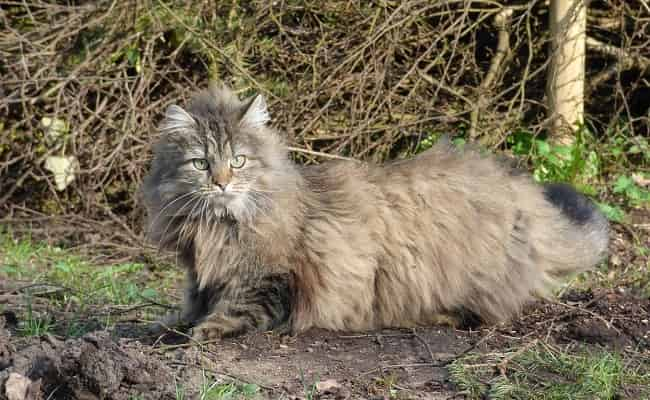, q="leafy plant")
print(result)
[507,126,600,194]
[506,124,650,223]
[0,230,178,335]
[612,175,650,207]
